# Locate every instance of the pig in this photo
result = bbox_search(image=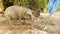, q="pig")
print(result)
[4,6,35,26]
